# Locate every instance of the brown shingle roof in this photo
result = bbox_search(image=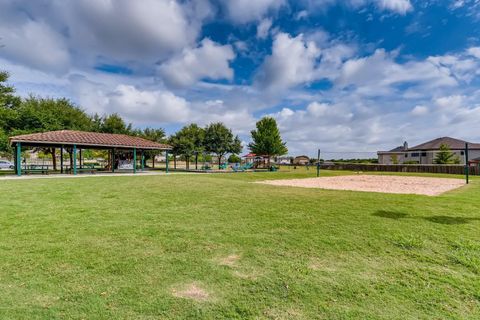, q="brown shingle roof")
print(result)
[409,137,480,150]
[9,130,171,150]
